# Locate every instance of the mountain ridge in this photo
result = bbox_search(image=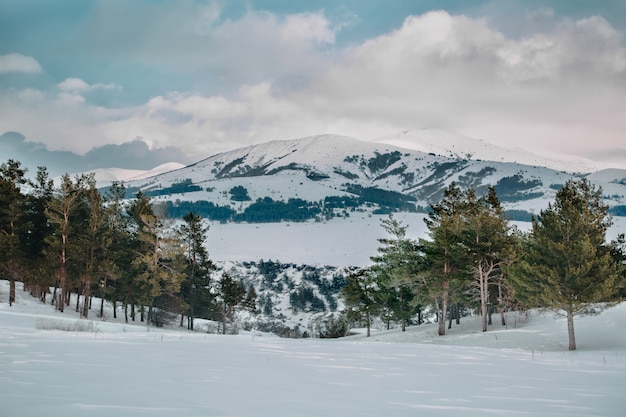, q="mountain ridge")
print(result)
[120,132,626,226]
